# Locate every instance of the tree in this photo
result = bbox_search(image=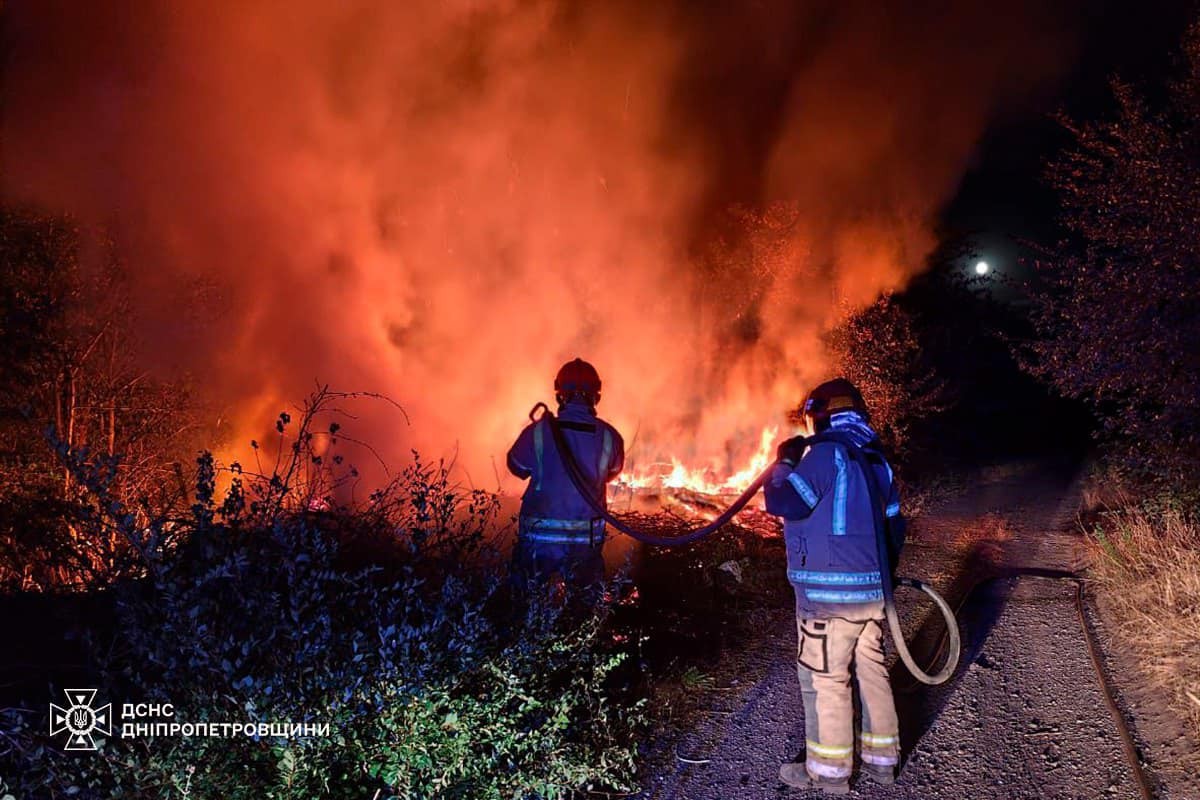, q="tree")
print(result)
[0,208,207,590]
[1033,23,1200,479]
[823,293,945,457]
